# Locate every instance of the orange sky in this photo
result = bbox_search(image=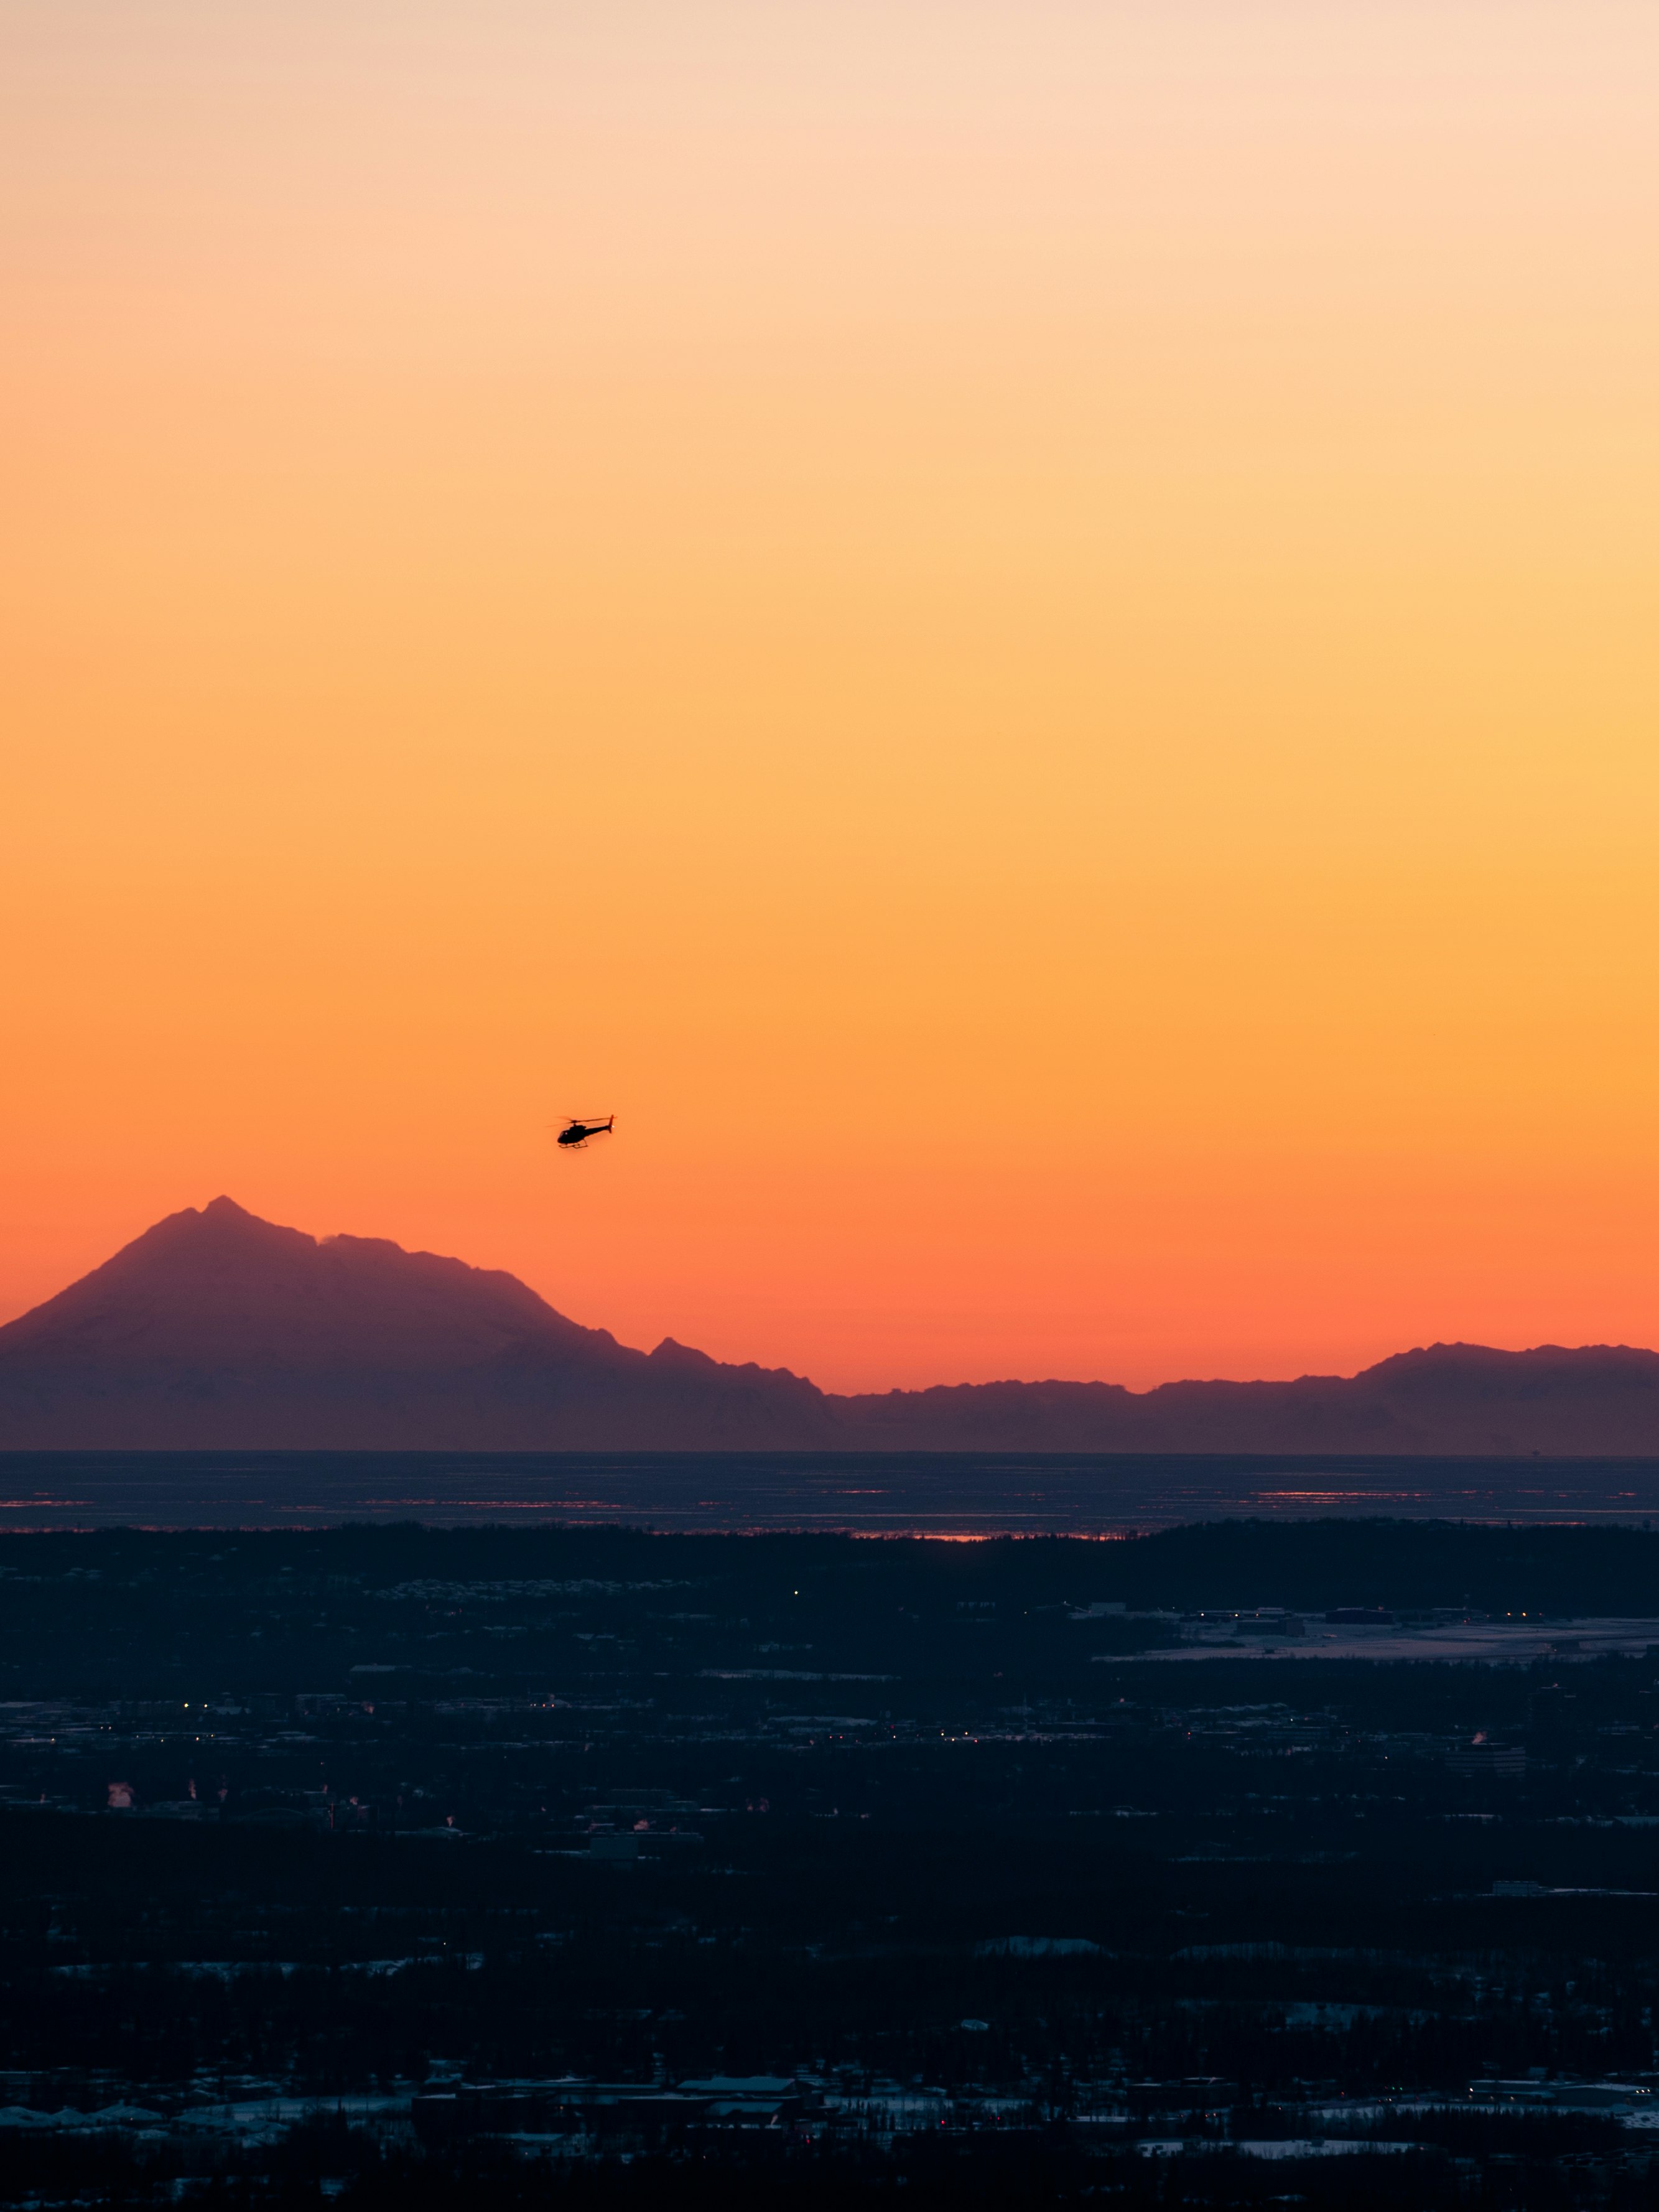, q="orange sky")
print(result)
[4,1,1659,1393]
